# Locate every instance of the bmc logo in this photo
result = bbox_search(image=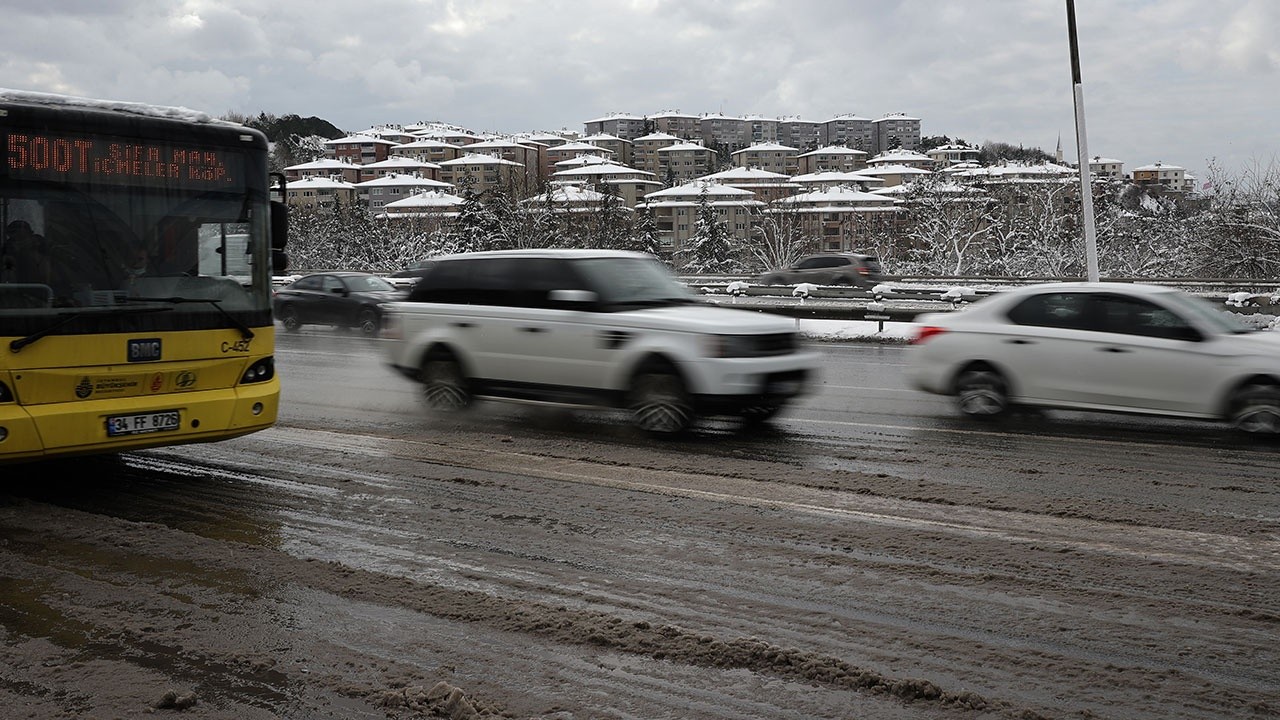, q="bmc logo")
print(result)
[128,339,162,362]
